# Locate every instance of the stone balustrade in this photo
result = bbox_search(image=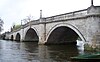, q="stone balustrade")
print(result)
[45,9,87,22]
